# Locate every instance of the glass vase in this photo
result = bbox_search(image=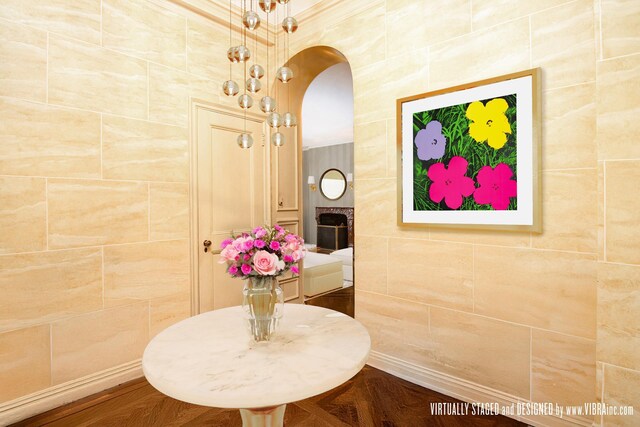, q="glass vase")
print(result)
[242,276,284,342]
